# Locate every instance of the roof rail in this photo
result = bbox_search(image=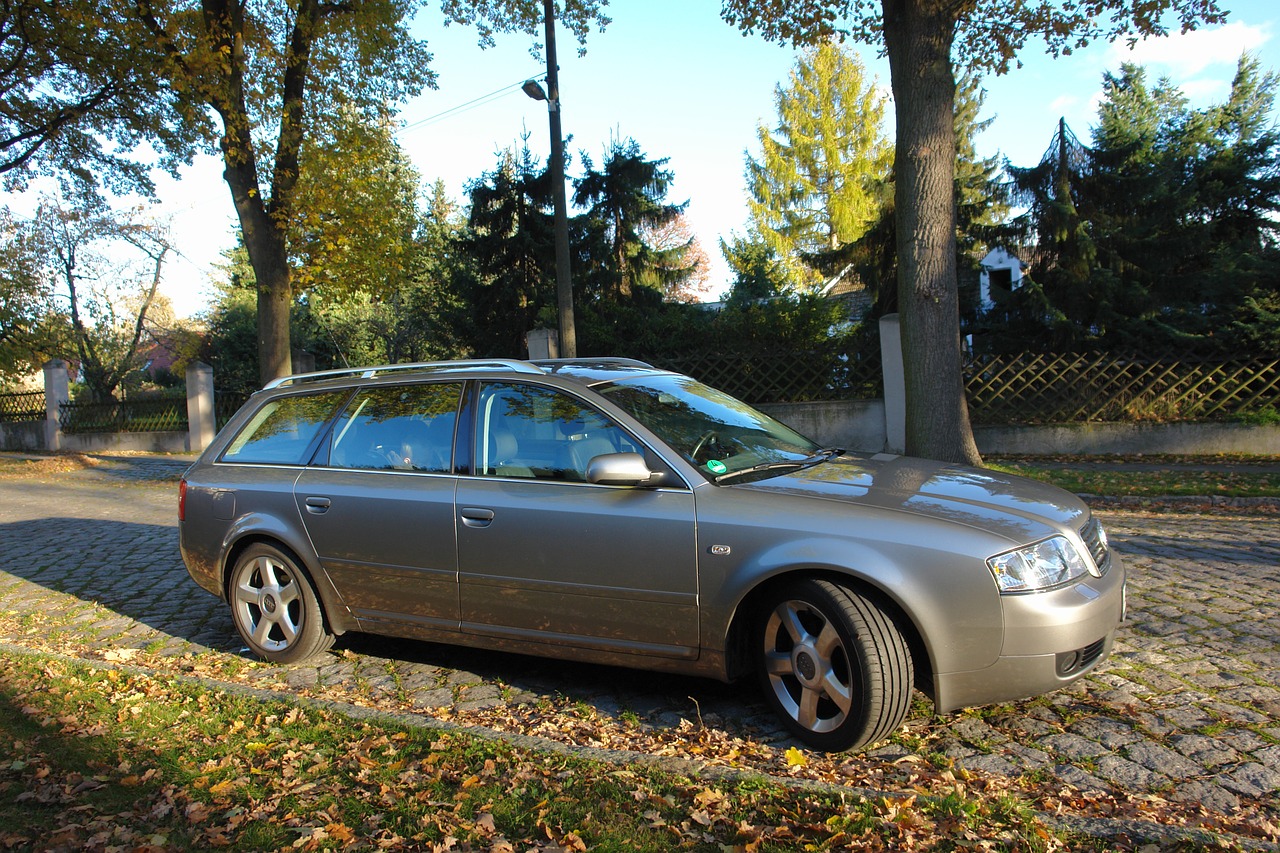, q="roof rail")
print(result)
[262,359,544,390]
[531,357,655,370]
